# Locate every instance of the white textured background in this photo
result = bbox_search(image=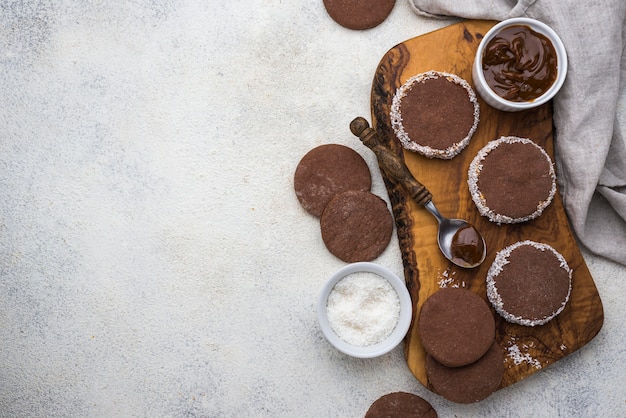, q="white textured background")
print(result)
[1,1,625,417]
